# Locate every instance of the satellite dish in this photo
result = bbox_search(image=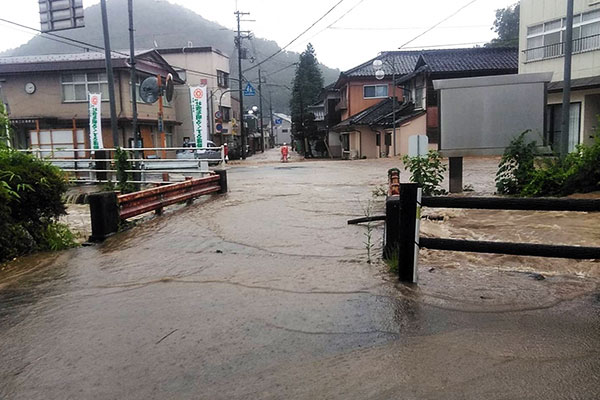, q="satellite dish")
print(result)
[140,76,159,103]
[165,73,174,103]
